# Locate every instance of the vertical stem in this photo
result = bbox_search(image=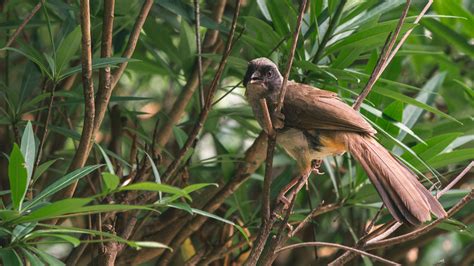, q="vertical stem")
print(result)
[246,1,308,265]
[194,0,205,109]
